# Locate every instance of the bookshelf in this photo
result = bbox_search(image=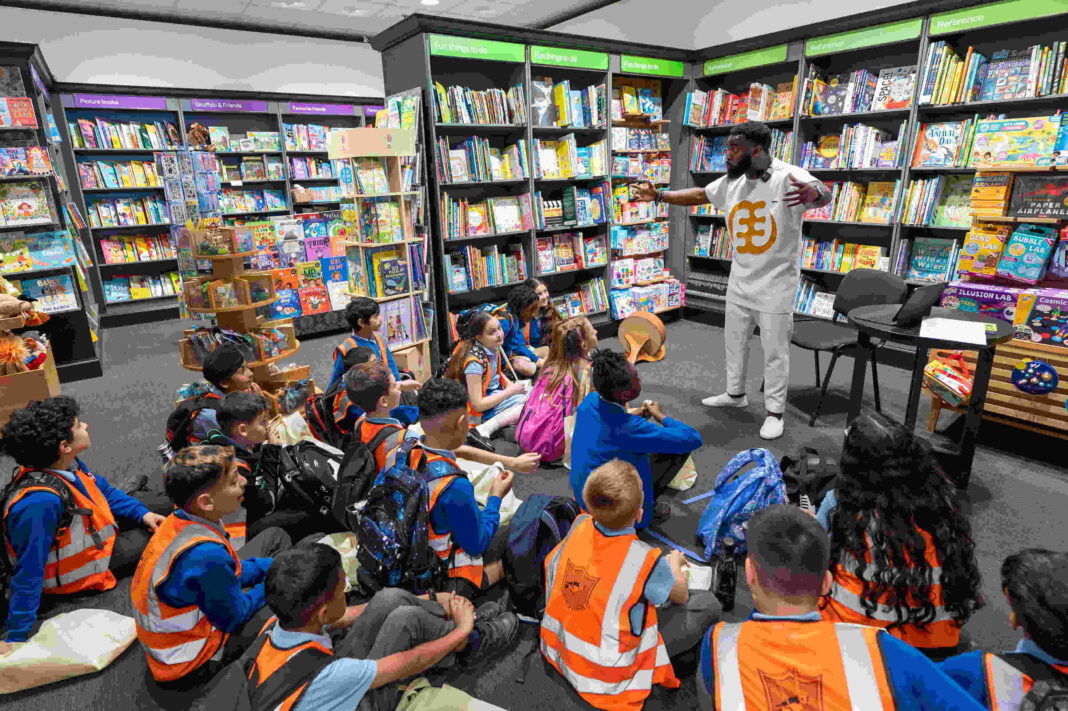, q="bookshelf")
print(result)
[282,101,369,212]
[0,42,102,381]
